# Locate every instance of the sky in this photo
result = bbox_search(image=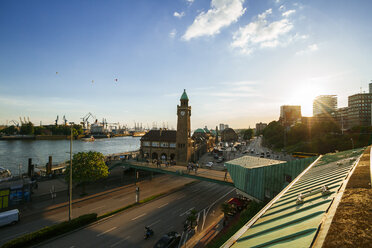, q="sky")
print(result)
[1,0,371,129]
